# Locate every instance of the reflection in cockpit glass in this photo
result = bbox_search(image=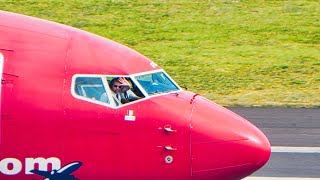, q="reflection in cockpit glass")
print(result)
[134,72,179,95]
